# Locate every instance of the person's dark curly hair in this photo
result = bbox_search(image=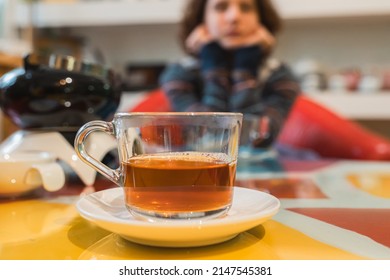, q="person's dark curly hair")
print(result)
[179,0,282,55]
